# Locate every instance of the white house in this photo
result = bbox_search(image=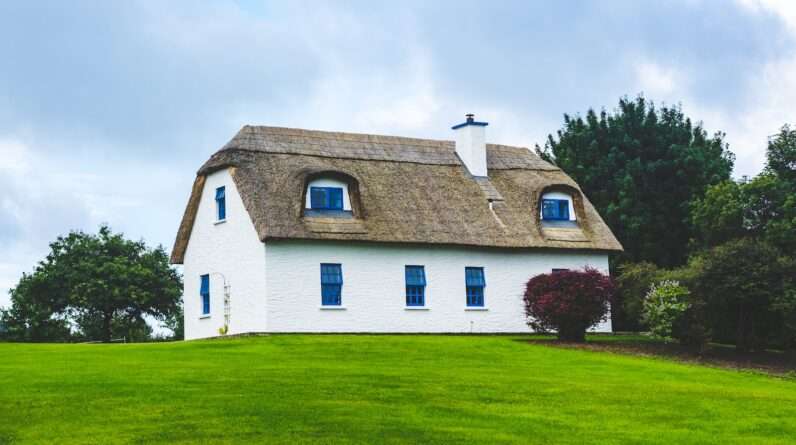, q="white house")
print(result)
[171,115,622,340]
